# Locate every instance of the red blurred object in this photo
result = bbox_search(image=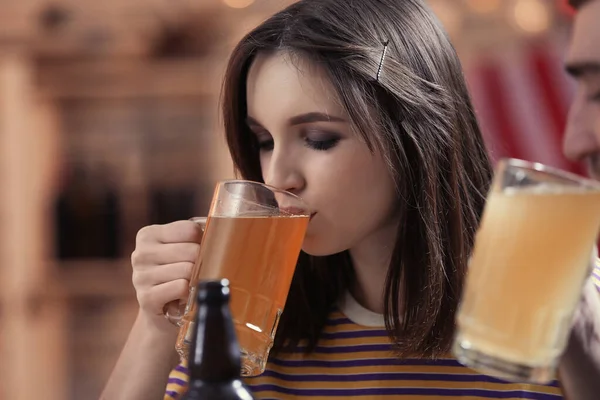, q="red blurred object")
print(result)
[465,40,585,176]
[558,0,576,17]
